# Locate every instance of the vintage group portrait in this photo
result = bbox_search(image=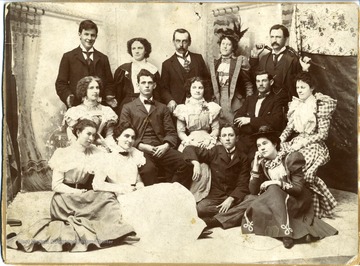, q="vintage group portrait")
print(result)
[2,1,358,264]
